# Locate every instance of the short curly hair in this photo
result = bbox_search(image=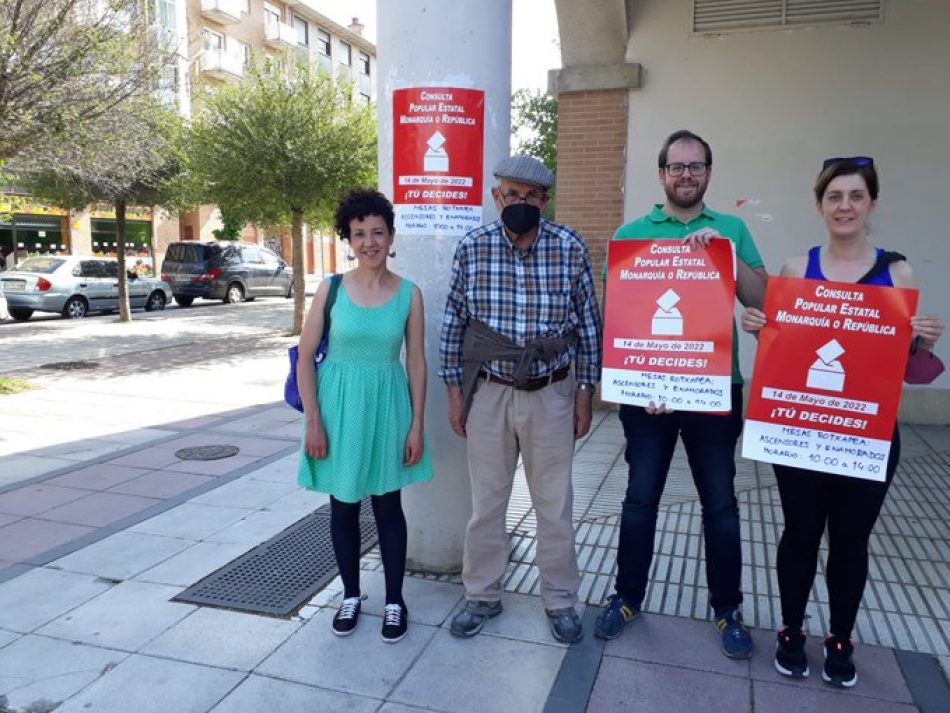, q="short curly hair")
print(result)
[334,189,395,240]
